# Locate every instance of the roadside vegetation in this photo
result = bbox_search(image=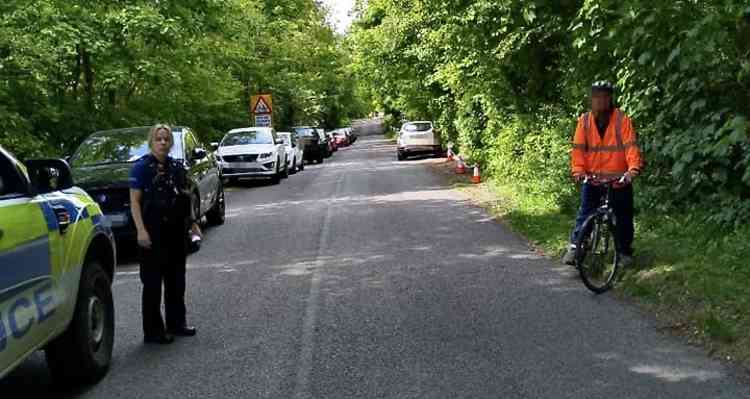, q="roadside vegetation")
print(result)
[350,0,750,367]
[0,0,368,158]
